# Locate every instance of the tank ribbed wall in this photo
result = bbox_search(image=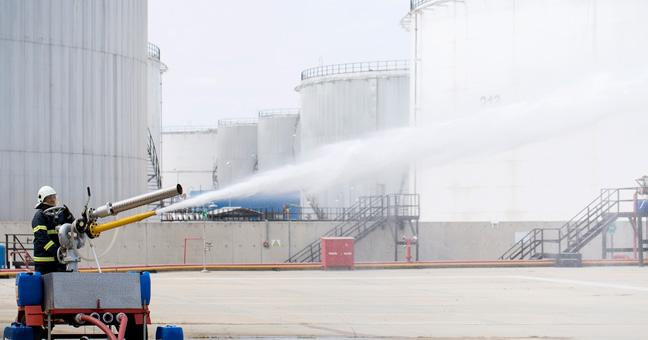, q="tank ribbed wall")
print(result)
[257,110,299,172]
[216,121,258,188]
[0,0,149,220]
[297,64,410,207]
[161,129,218,194]
[409,0,648,221]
